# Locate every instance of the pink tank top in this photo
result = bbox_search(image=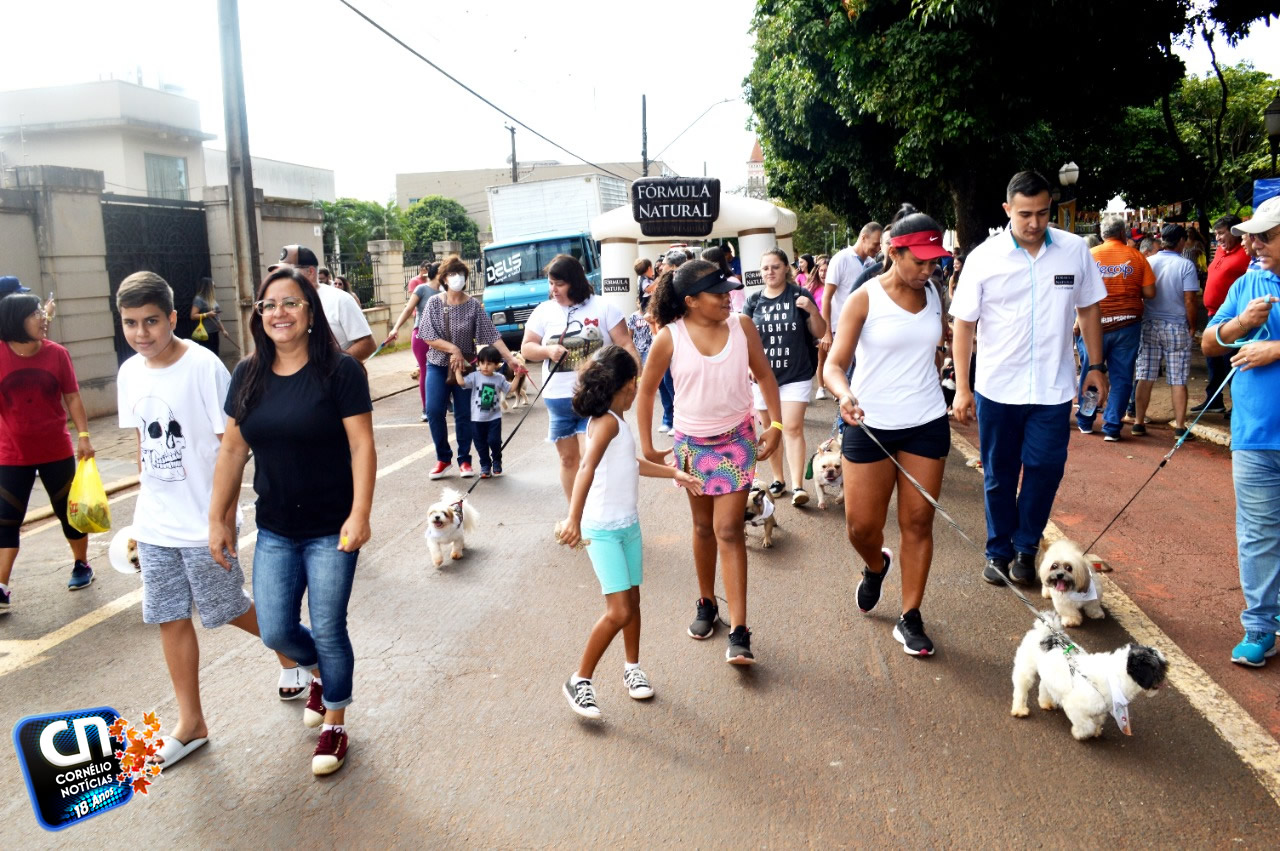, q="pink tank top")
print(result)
[669,317,753,437]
